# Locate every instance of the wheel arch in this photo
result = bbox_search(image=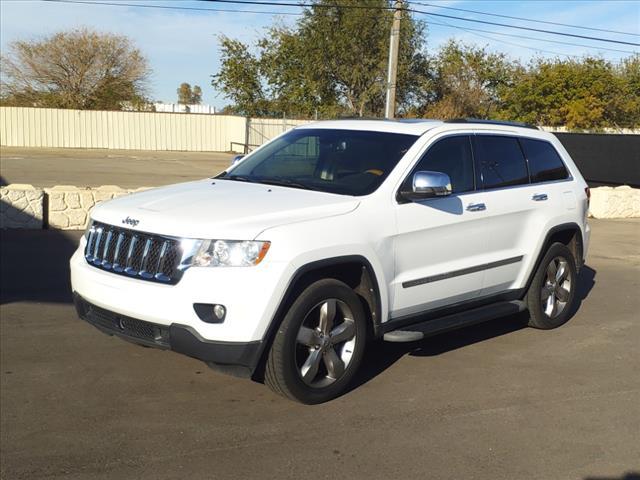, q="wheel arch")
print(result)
[525,222,584,293]
[251,255,383,381]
